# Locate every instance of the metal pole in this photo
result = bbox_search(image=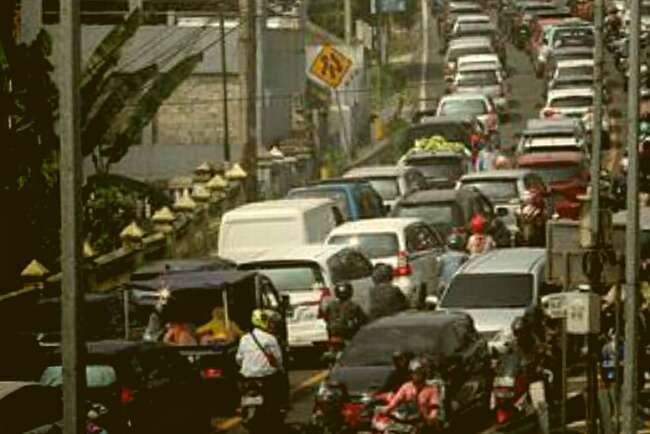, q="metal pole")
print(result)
[255,0,265,155]
[59,0,85,432]
[623,0,641,428]
[591,0,604,242]
[561,252,570,434]
[344,0,352,45]
[420,0,429,112]
[239,0,256,200]
[220,13,230,163]
[614,281,621,433]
